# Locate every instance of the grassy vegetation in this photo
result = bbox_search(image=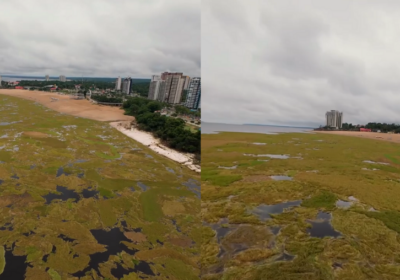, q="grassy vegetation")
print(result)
[0,95,200,279]
[202,131,400,279]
